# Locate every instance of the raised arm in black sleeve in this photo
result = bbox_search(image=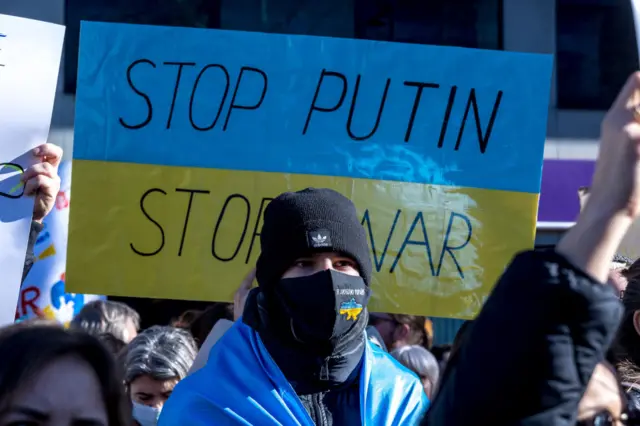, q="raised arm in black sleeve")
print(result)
[423,250,623,426]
